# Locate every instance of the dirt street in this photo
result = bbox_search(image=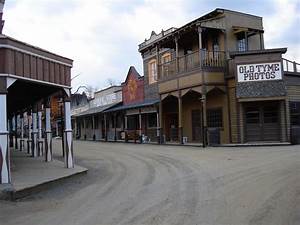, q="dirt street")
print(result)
[1,140,300,225]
